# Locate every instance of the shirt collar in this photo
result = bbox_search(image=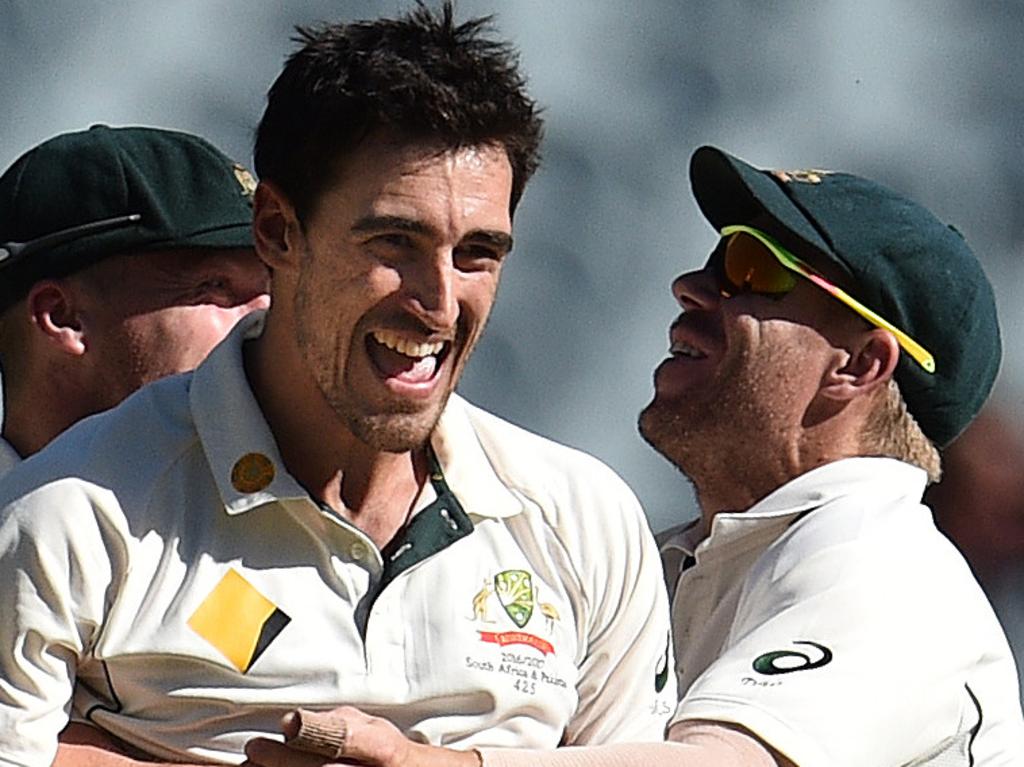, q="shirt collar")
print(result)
[661,457,927,558]
[190,311,310,515]
[191,314,523,520]
[429,393,525,520]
